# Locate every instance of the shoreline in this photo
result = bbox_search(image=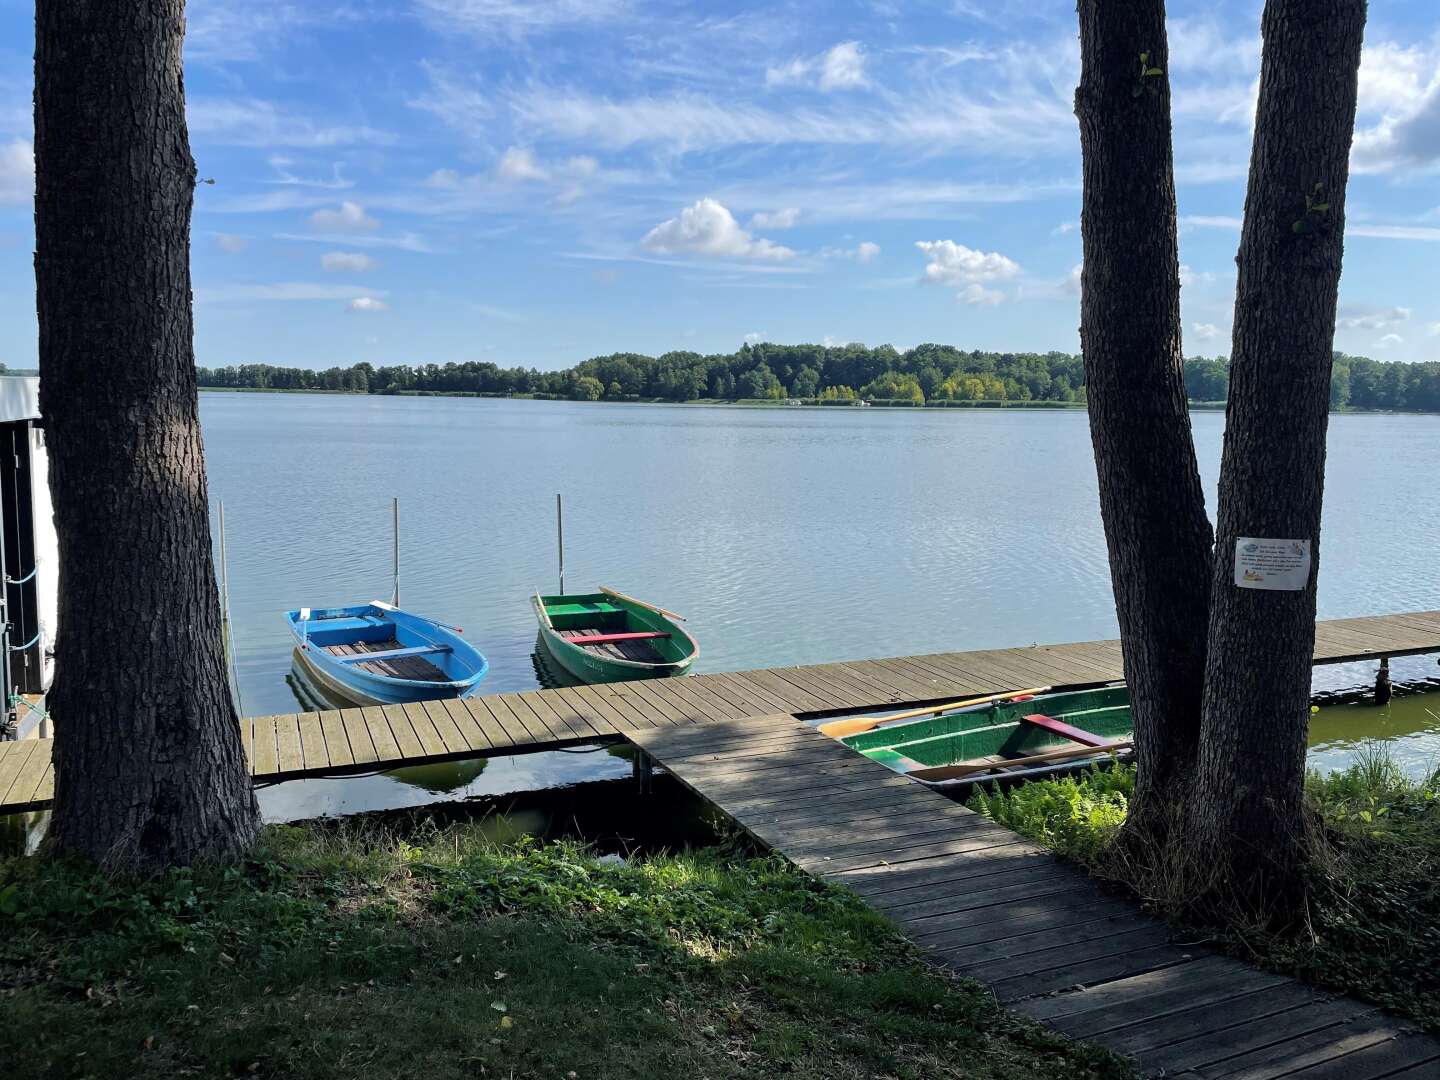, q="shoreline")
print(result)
[196,387,1439,416]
